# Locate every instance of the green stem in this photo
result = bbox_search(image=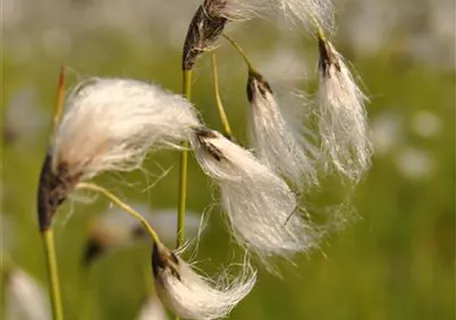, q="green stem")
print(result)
[76,182,161,245]
[176,70,192,249]
[211,54,234,140]
[222,34,258,74]
[42,229,64,320]
[174,69,192,320]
